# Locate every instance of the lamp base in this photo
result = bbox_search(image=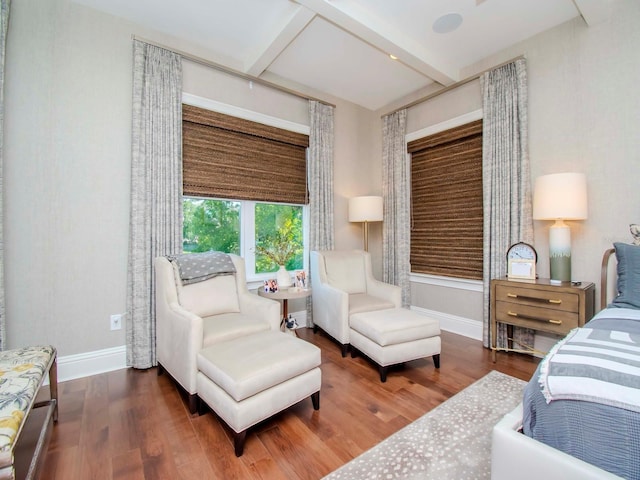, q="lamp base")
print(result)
[549,220,571,283]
